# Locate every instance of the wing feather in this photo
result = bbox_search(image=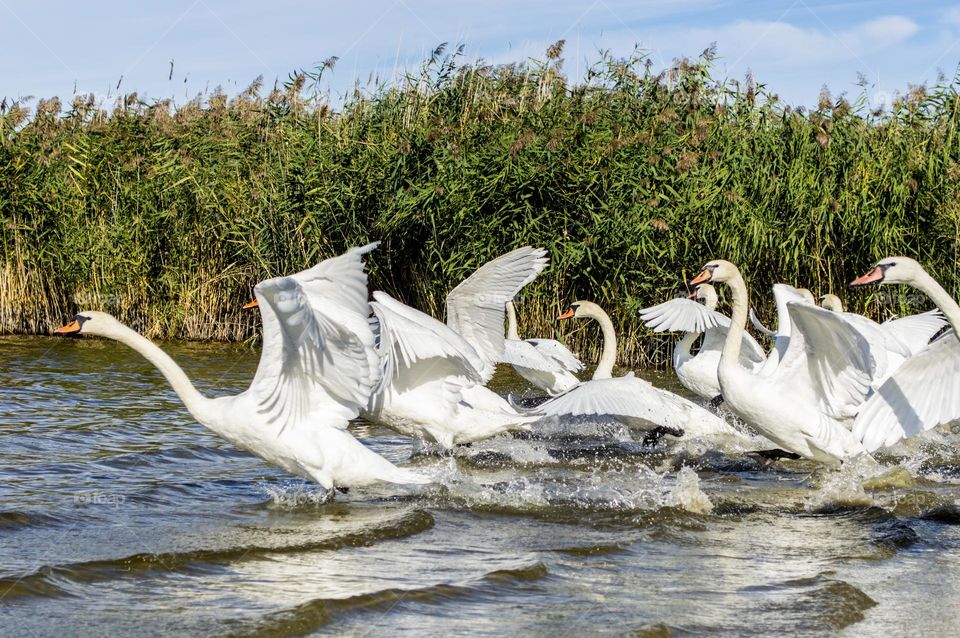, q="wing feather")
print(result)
[445,247,548,382]
[853,332,960,451]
